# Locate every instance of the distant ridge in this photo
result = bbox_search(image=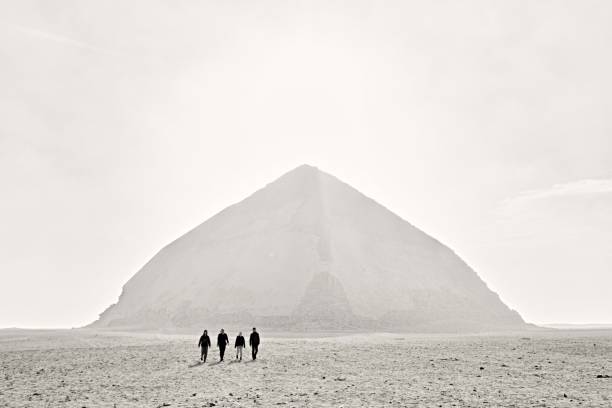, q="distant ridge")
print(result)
[91,164,526,332]
[539,324,612,330]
